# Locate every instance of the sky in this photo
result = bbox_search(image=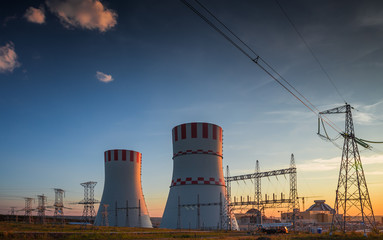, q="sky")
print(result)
[1,0,383,218]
